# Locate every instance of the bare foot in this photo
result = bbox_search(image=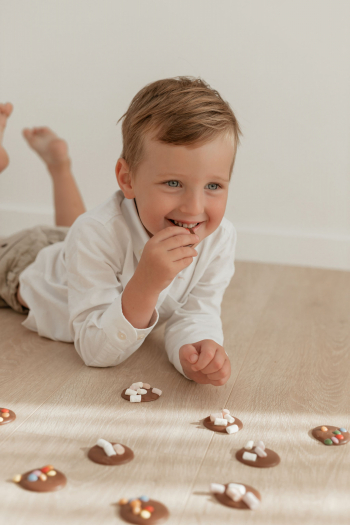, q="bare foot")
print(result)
[22,126,70,168]
[0,102,14,173]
